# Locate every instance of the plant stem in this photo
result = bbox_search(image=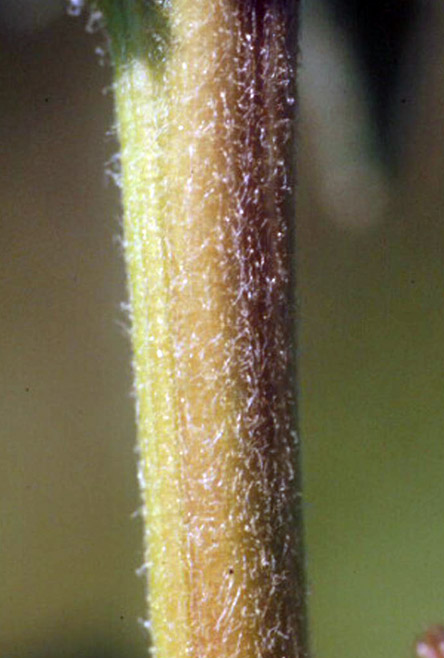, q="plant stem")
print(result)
[99,0,307,656]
